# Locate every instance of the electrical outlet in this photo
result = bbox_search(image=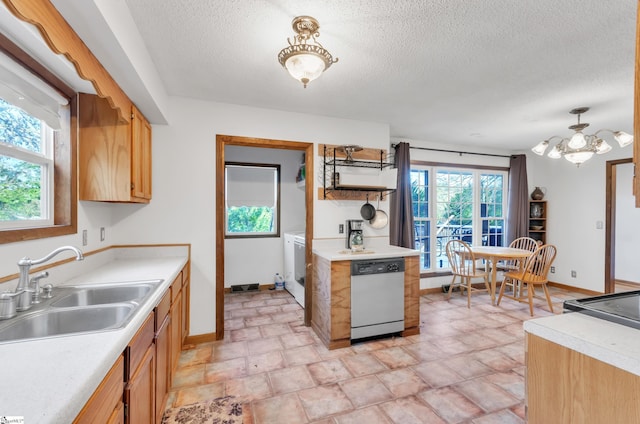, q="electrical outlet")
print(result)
[338,224,344,234]
[550,266,555,273]
[82,229,87,246]
[100,227,105,242]
[571,270,577,278]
